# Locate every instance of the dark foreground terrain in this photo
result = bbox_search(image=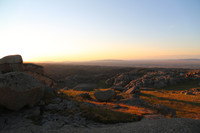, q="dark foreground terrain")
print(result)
[0,55,200,133]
